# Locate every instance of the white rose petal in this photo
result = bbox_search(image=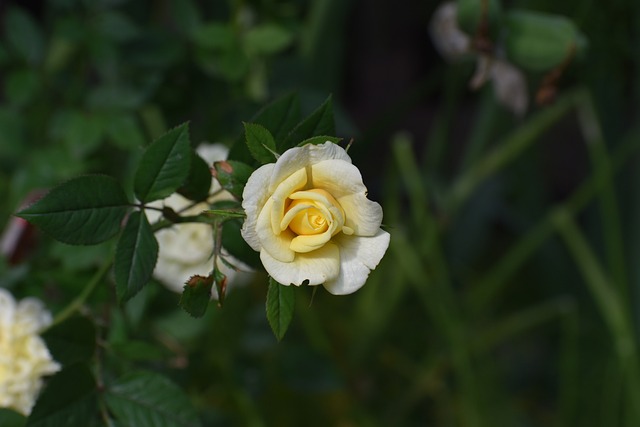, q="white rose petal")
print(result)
[241,141,390,293]
[323,230,391,295]
[260,242,341,286]
[148,143,253,296]
[0,289,60,415]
